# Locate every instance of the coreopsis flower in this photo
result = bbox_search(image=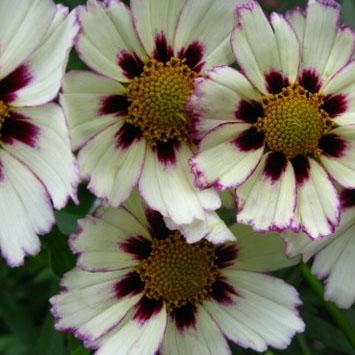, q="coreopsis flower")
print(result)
[190,0,355,239]
[50,193,304,354]
[61,0,241,225]
[285,189,355,309]
[0,0,79,266]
